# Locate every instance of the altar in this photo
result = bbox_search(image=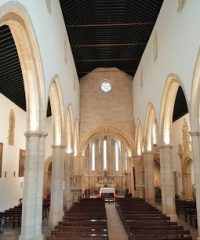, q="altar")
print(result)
[99,187,115,196]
